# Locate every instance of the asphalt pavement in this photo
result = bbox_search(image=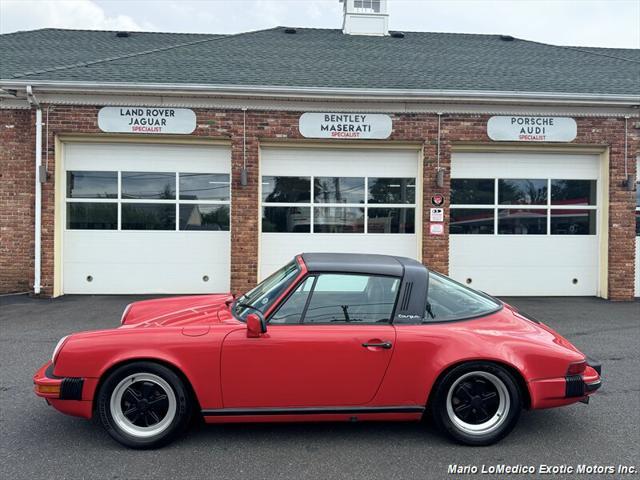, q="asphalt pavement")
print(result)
[1,294,638,480]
